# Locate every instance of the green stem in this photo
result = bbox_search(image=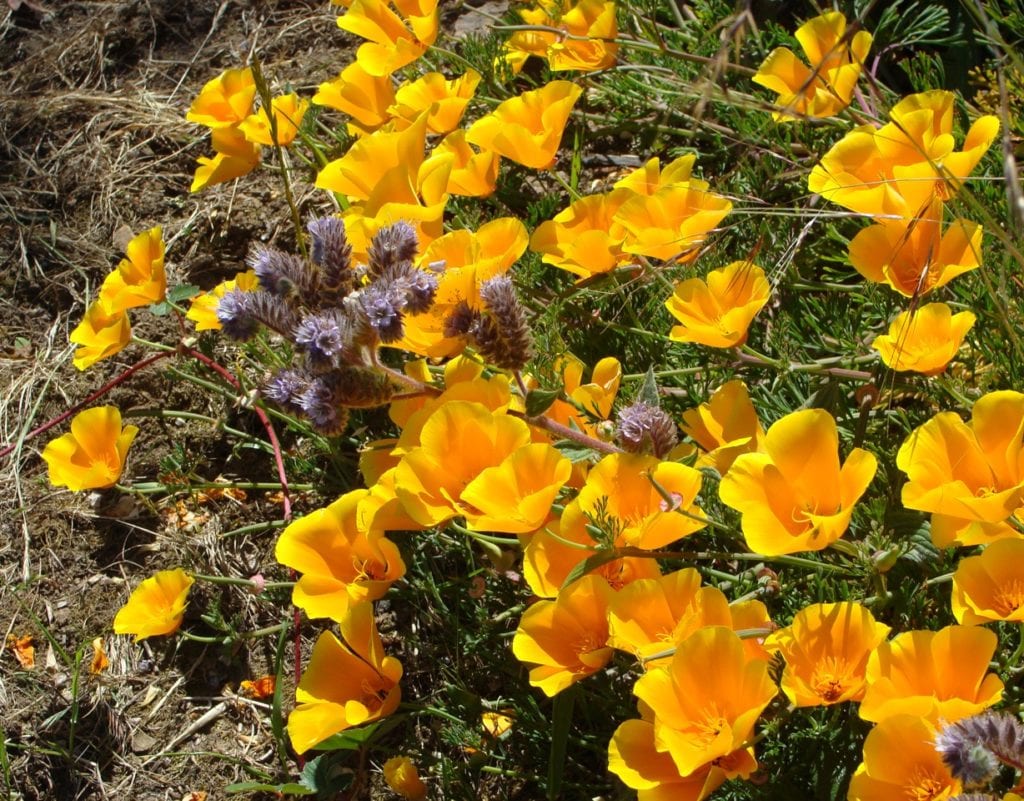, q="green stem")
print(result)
[220,519,290,538]
[449,523,522,549]
[191,573,294,591]
[130,336,177,352]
